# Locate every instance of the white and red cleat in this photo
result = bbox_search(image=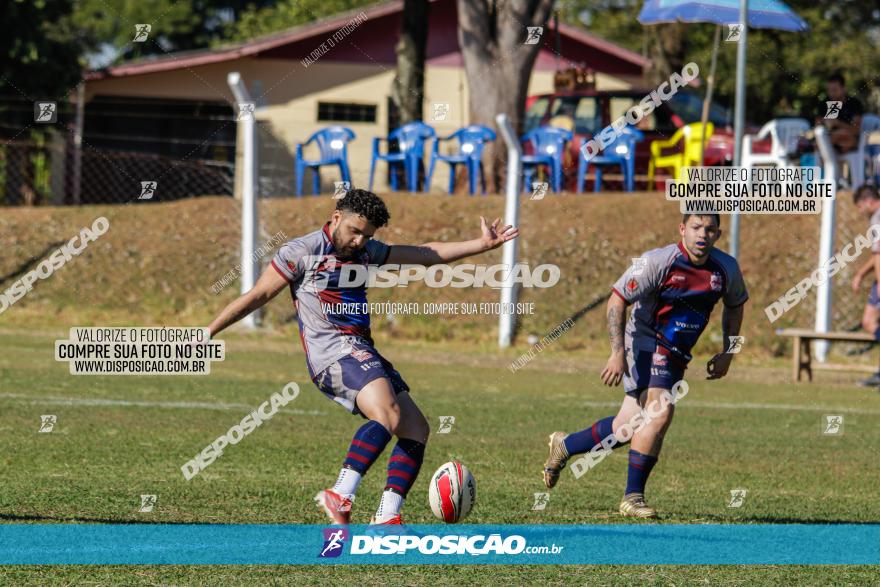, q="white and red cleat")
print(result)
[314,489,352,525]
